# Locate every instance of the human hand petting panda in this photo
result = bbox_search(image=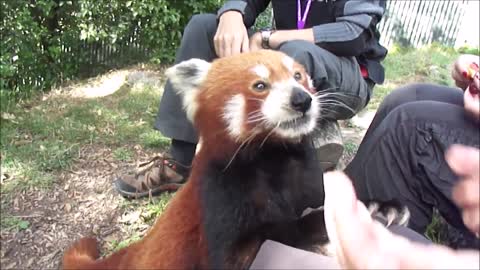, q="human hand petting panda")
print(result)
[214,11,250,58]
[323,171,480,270]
